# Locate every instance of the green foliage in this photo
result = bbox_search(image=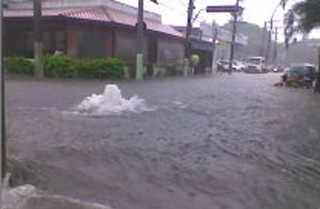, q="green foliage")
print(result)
[190,54,200,67]
[3,56,34,75]
[91,58,125,79]
[75,59,94,79]
[5,55,126,80]
[44,55,76,78]
[283,0,320,47]
[76,58,125,79]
